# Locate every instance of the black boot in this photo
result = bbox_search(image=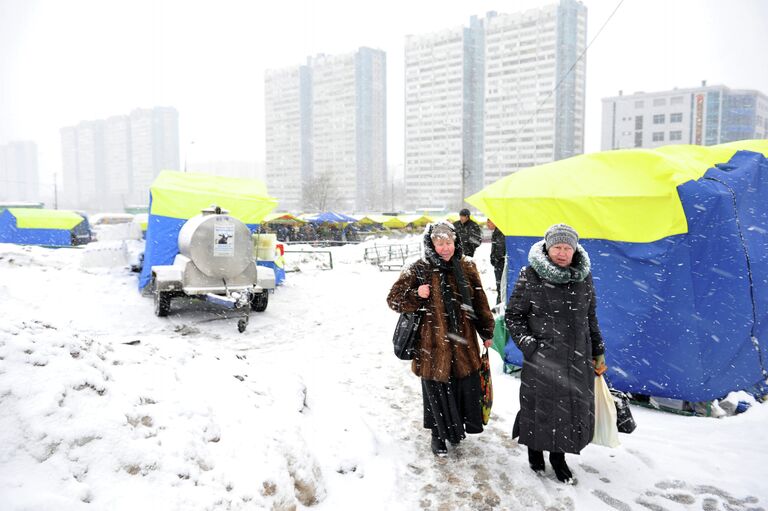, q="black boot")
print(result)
[549,452,574,484]
[528,447,545,473]
[431,433,447,457]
